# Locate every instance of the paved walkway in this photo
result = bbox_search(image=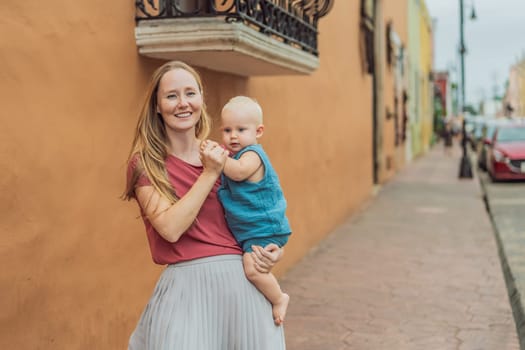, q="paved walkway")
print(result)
[281,145,519,349]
